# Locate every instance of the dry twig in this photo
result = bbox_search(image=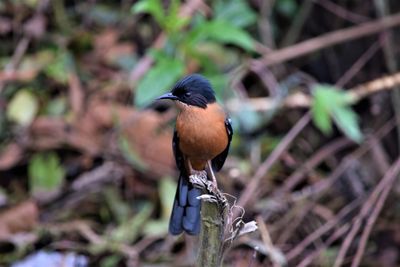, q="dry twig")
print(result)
[227,71,400,112]
[253,12,400,67]
[333,157,400,267]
